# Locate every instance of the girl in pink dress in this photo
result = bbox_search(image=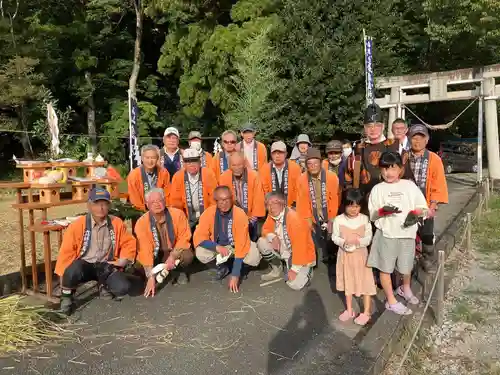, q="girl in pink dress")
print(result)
[332,188,376,326]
